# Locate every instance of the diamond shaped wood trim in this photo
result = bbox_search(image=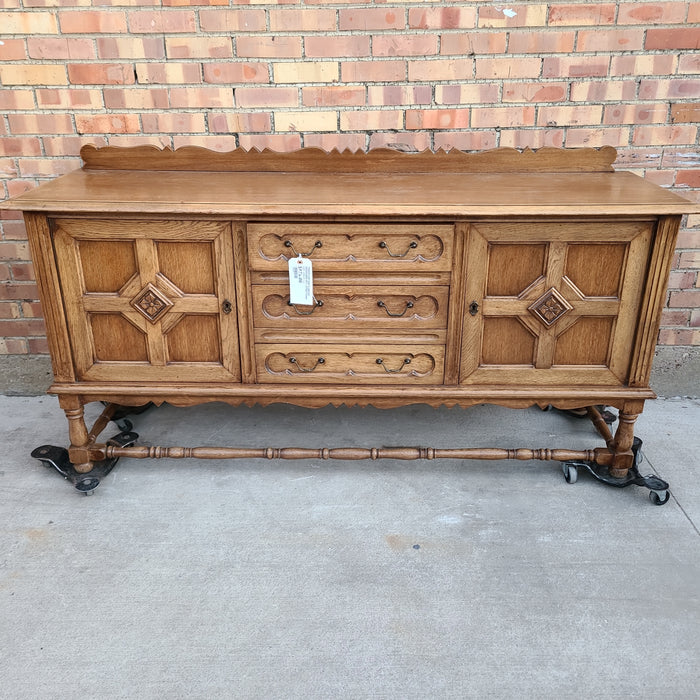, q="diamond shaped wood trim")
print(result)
[130,283,173,323]
[528,287,572,327]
